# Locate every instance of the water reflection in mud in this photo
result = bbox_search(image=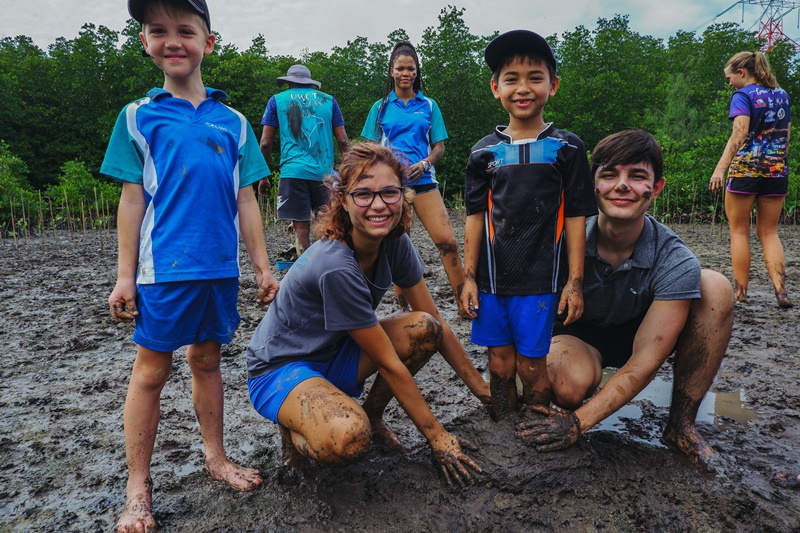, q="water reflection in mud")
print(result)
[595,369,760,446]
